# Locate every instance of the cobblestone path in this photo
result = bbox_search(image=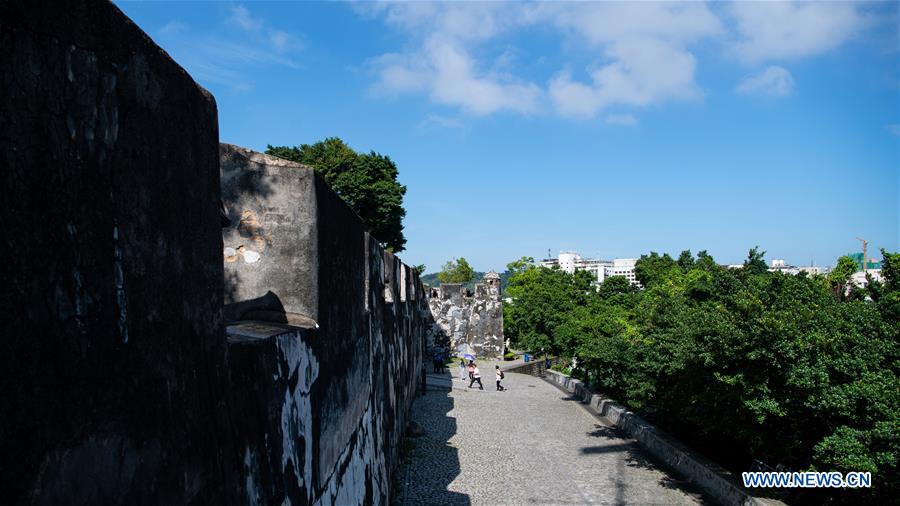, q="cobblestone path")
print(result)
[398,372,709,505]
